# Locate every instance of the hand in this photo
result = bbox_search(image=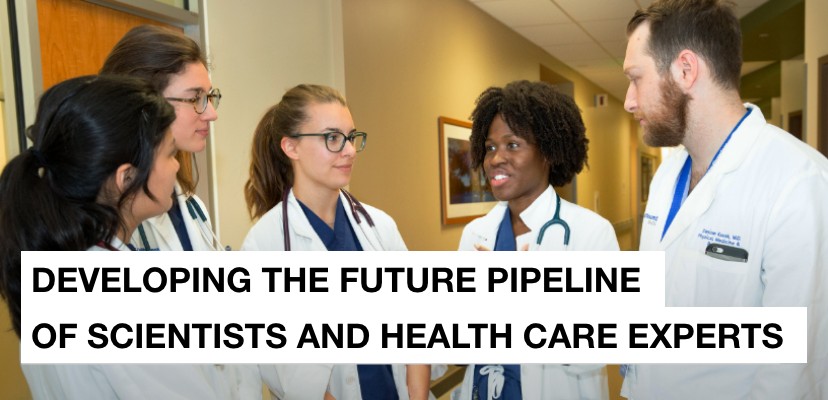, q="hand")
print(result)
[406,364,431,400]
